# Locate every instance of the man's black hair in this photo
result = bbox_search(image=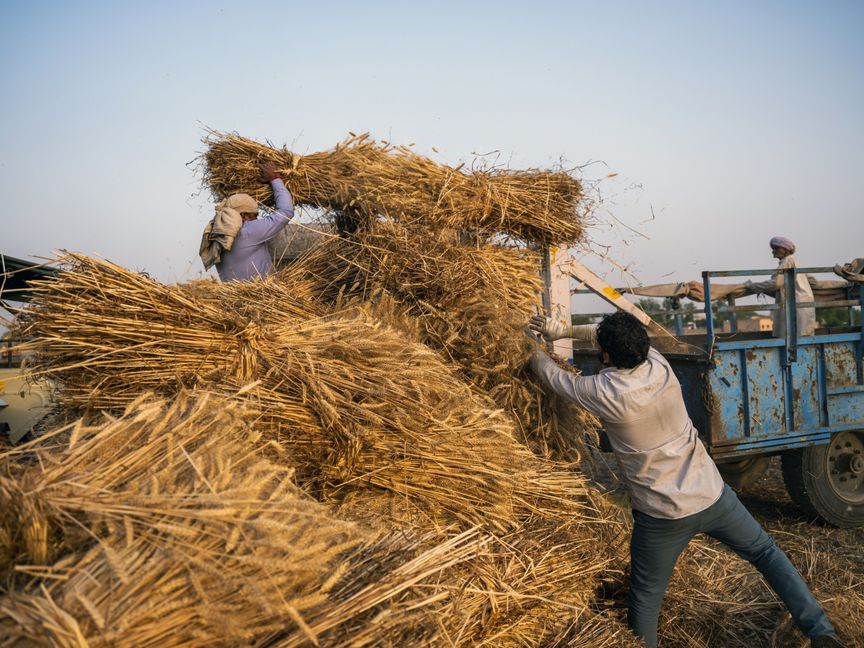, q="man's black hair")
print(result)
[596,311,650,369]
